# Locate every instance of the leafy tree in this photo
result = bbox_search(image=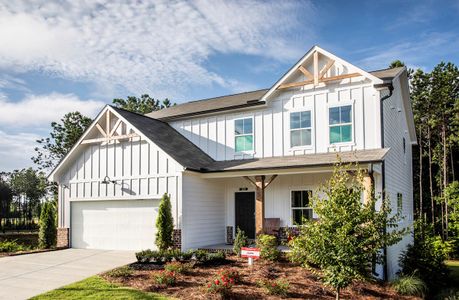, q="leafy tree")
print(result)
[289,163,406,300]
[112,94,175,114]
[155,193,174,251]
[38,201,57,248]
[33,112,92,170]
[388,60,413,79]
